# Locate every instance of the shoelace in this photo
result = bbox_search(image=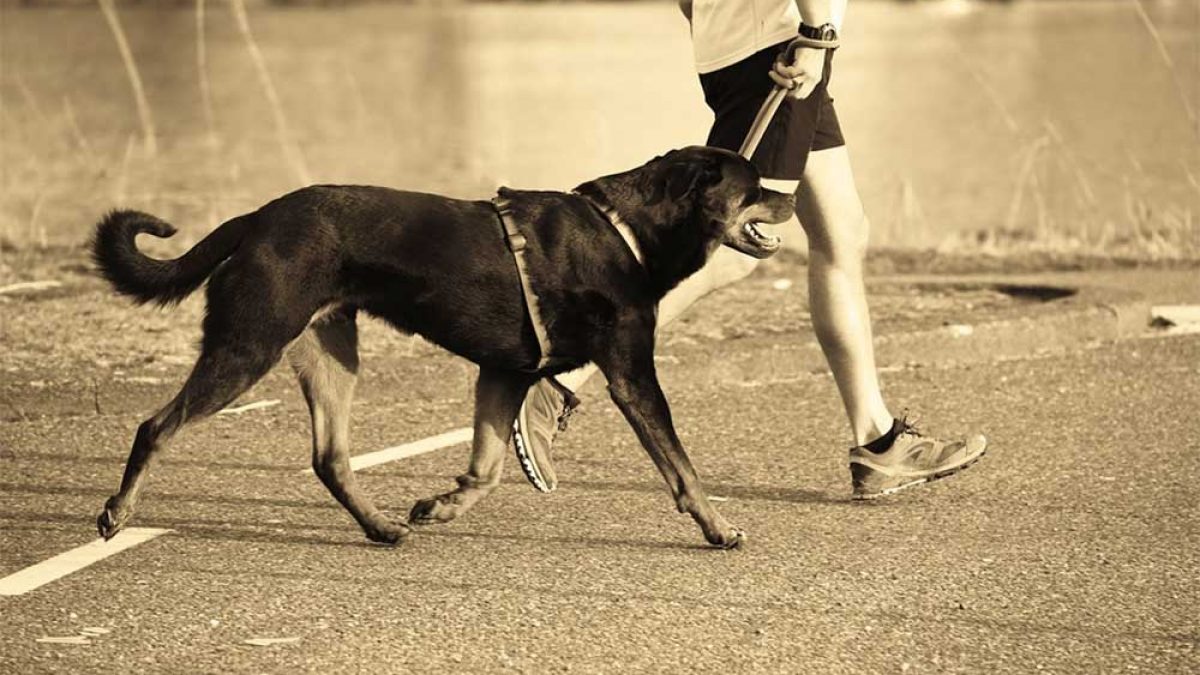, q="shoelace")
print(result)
[547,376,581,432]
[556,406,576,432]
[894,413,923,439]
